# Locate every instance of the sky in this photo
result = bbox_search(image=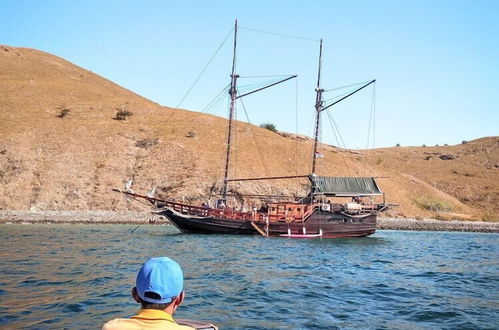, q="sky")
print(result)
[1,0,498,148]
